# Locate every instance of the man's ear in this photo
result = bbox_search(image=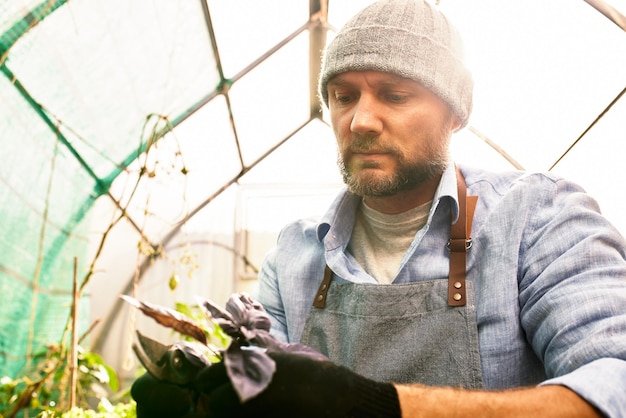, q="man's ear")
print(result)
[451,115,463,132]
